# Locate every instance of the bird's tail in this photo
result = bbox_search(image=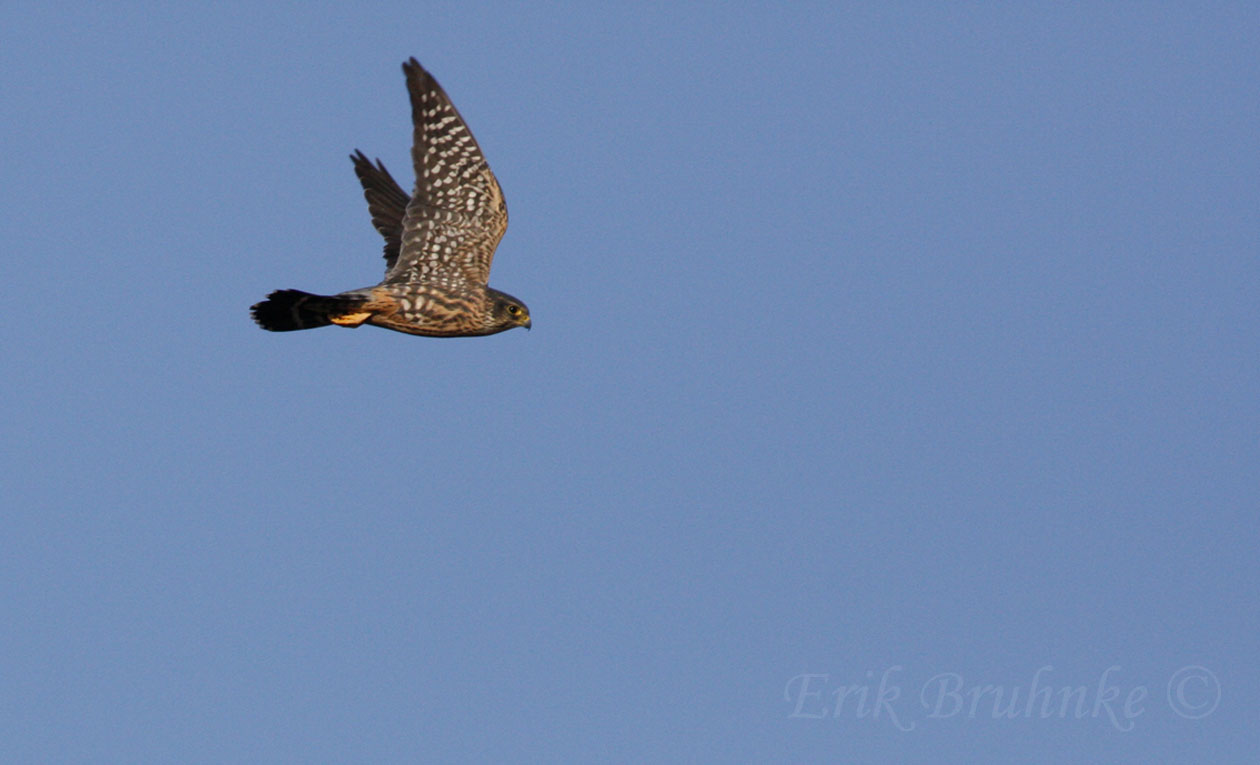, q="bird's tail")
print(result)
[250,289,373,332]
